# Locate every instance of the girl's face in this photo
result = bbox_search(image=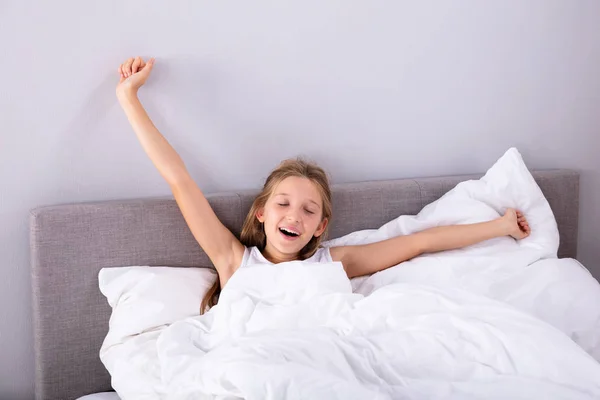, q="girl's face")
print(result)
[256,176,328,261]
